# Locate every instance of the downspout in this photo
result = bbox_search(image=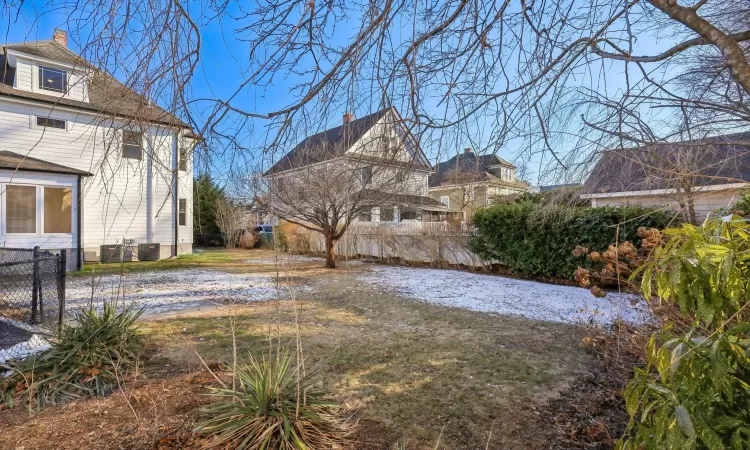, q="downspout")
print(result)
[77,175,83,270]
[146,132,154,242]
[172,132,179,257]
